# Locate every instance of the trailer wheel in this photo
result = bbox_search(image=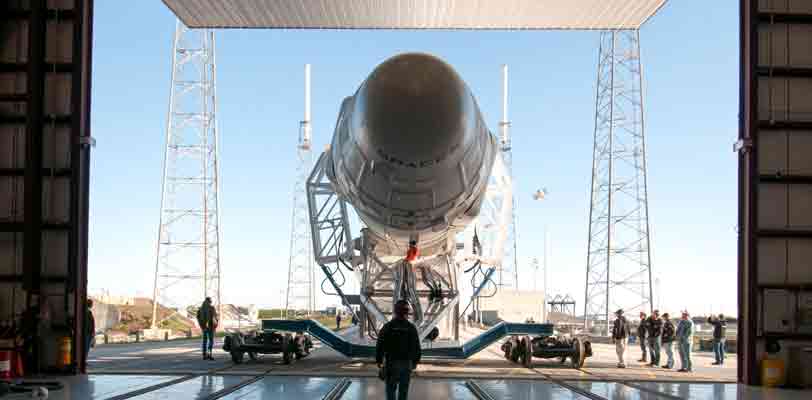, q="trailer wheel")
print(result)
[282,334,292,364]
[248,352,258,361]
[509,338,521,363]
[231,351,244,364]
[521,336,533,368]
[502,341,513,360]
[570,338,586,368]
